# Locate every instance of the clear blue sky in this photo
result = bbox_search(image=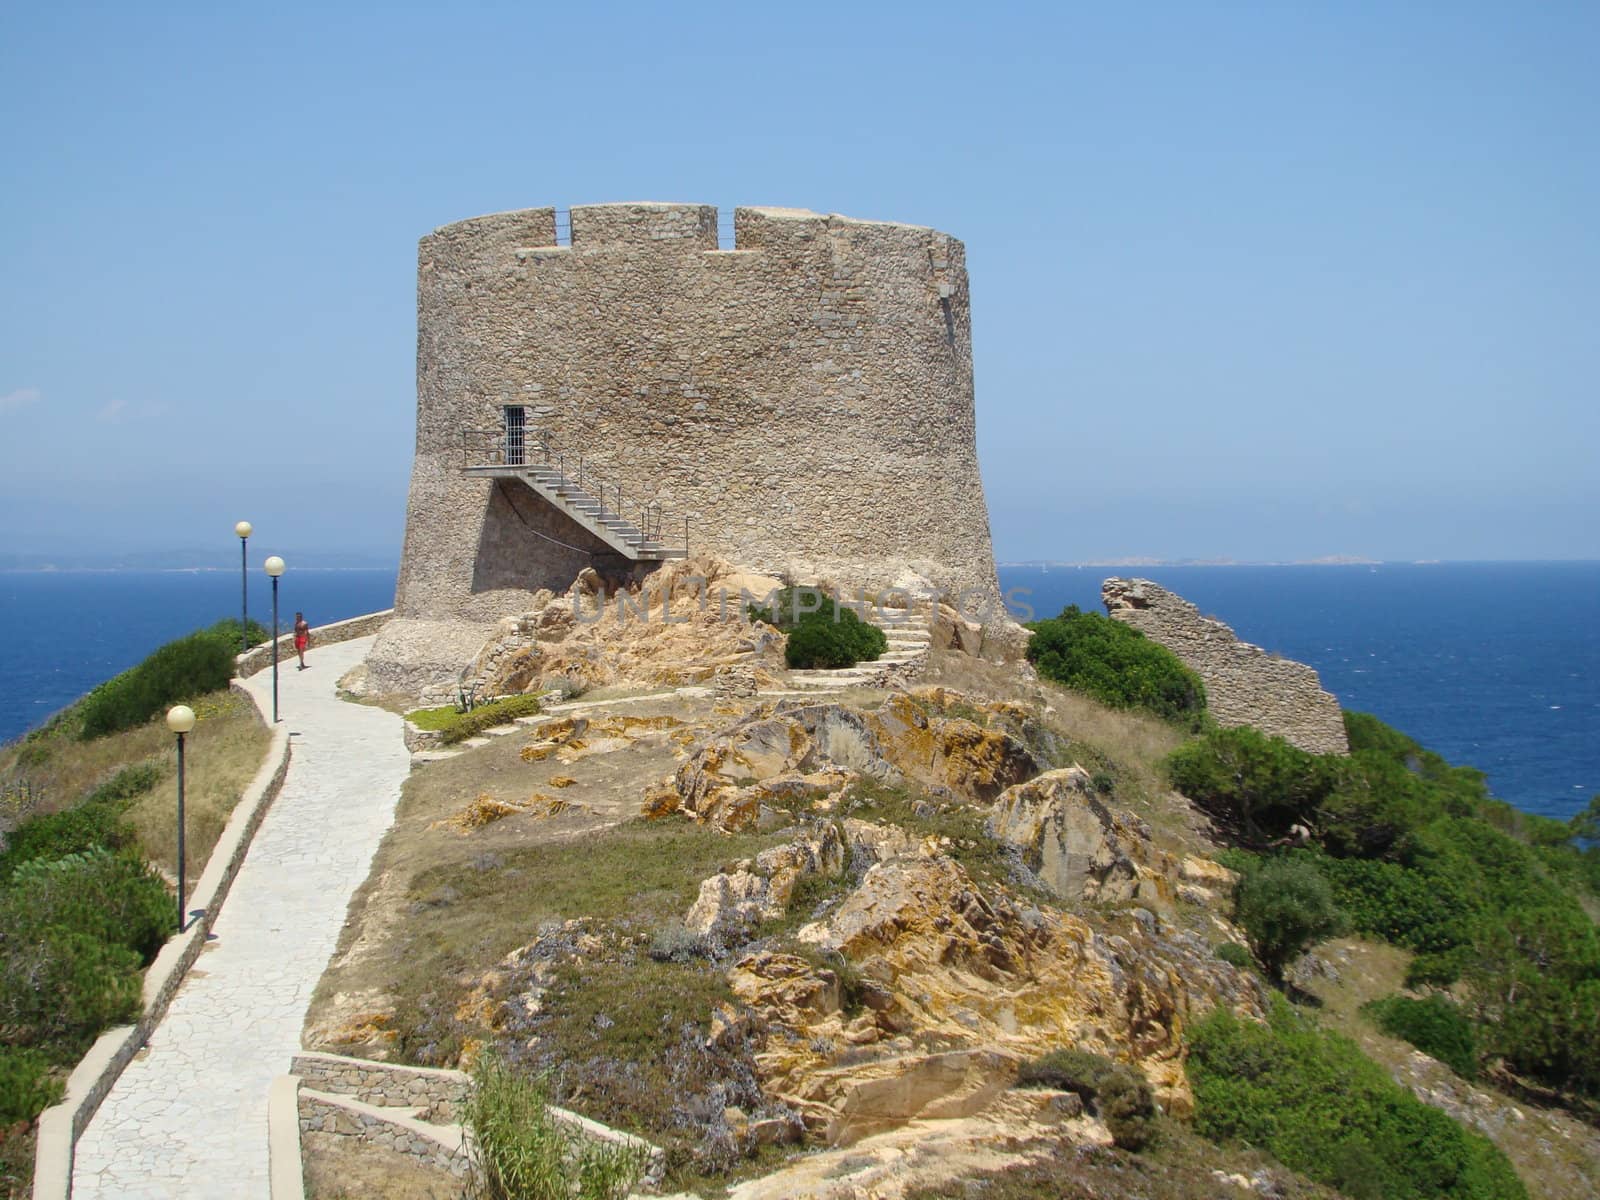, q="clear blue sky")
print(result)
[2,1,1595,564]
